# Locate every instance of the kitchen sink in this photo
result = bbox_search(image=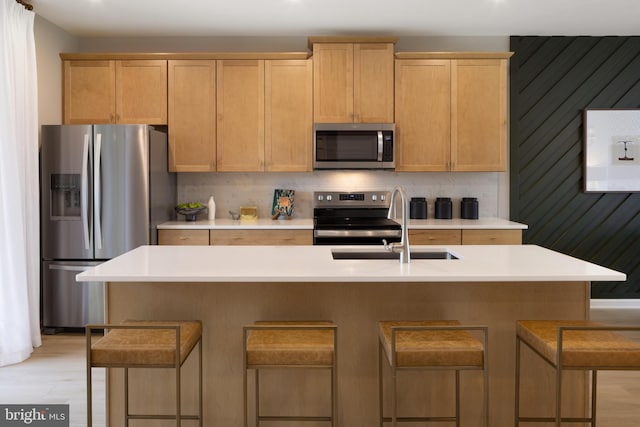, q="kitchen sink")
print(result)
[331,249,459,260]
